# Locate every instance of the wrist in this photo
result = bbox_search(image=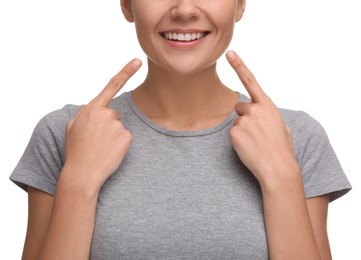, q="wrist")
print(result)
[258,162,304,196]
[58,164,102,200]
